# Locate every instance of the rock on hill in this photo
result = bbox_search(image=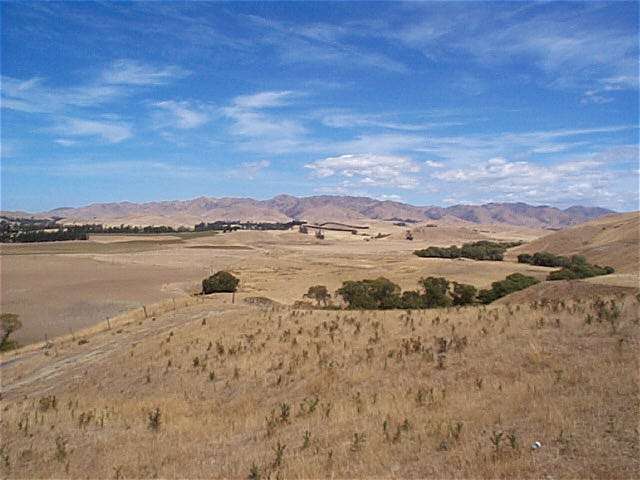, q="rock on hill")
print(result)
[42,195,615,228]
[508,212,639,273]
